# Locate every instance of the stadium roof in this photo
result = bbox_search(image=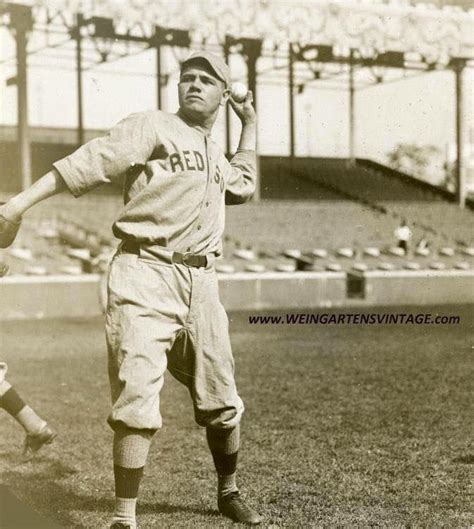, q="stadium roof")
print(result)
[412,0,473,8]
[5,0,470,60]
